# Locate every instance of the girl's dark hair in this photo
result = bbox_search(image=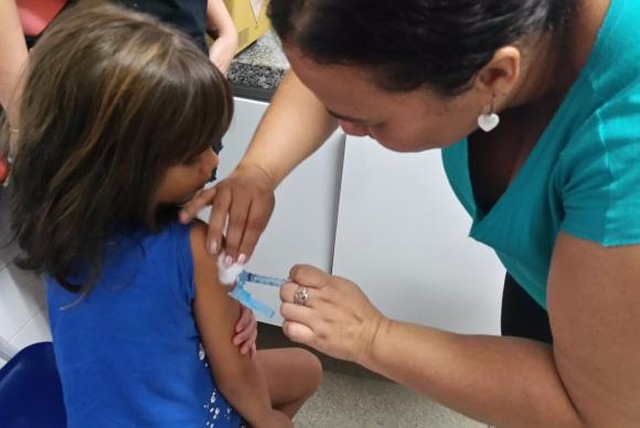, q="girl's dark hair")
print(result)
[269,0,577,94]
[10,3,233,292]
